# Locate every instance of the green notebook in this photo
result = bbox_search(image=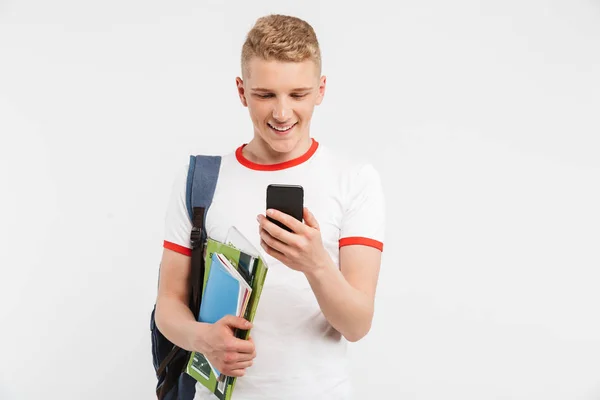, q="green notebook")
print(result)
[185,228,269,400]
